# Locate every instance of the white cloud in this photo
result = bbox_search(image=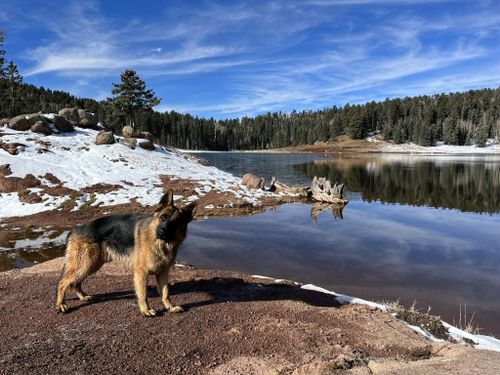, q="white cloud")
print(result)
[6,0,500,117]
